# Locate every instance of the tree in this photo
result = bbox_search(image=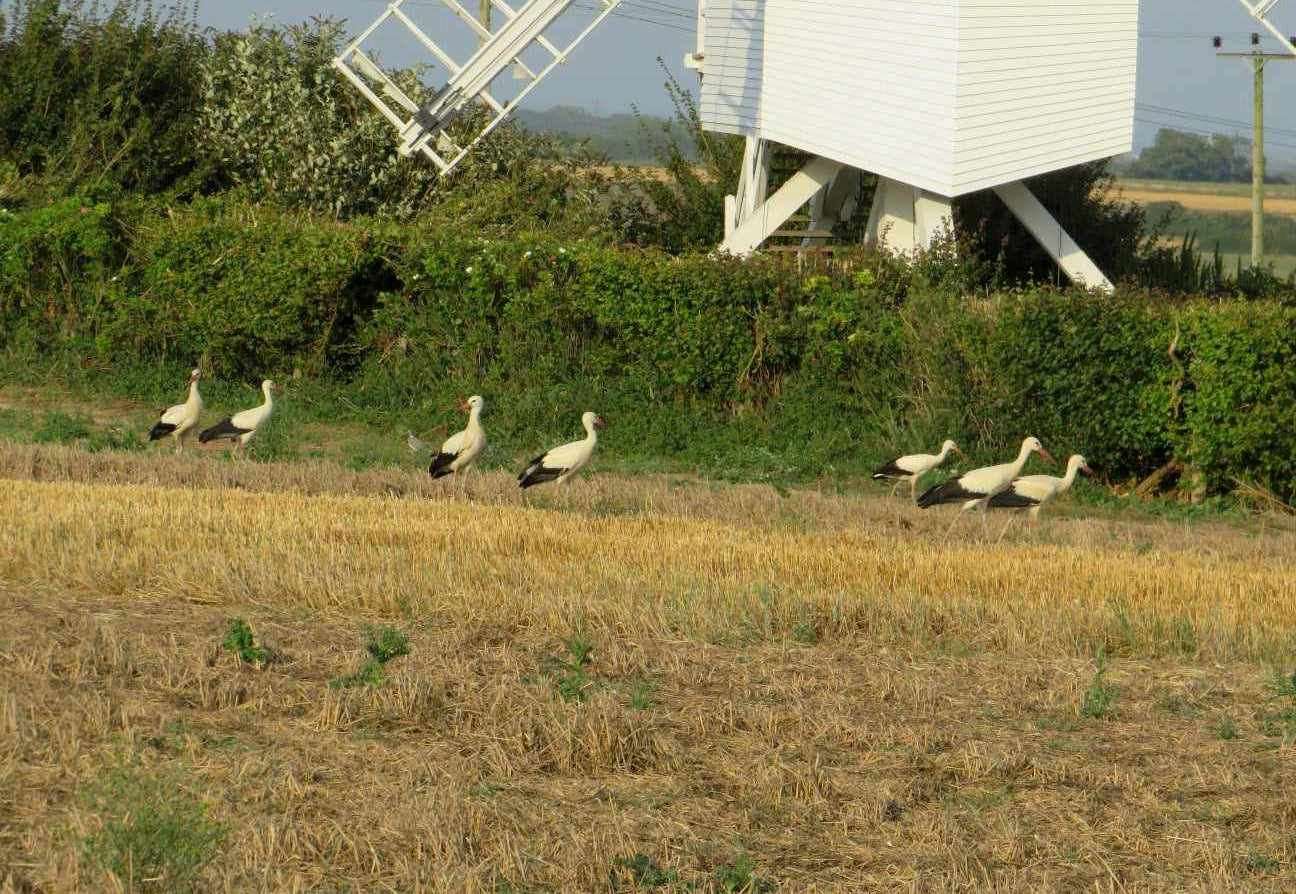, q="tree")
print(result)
[1128,128,1252,182]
